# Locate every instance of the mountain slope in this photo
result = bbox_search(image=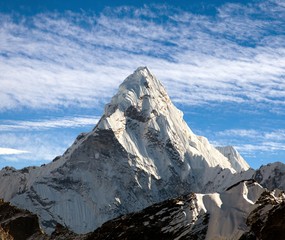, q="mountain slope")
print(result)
[91,180,285,240]
[0,67,250,234]
[2,179,285,240]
